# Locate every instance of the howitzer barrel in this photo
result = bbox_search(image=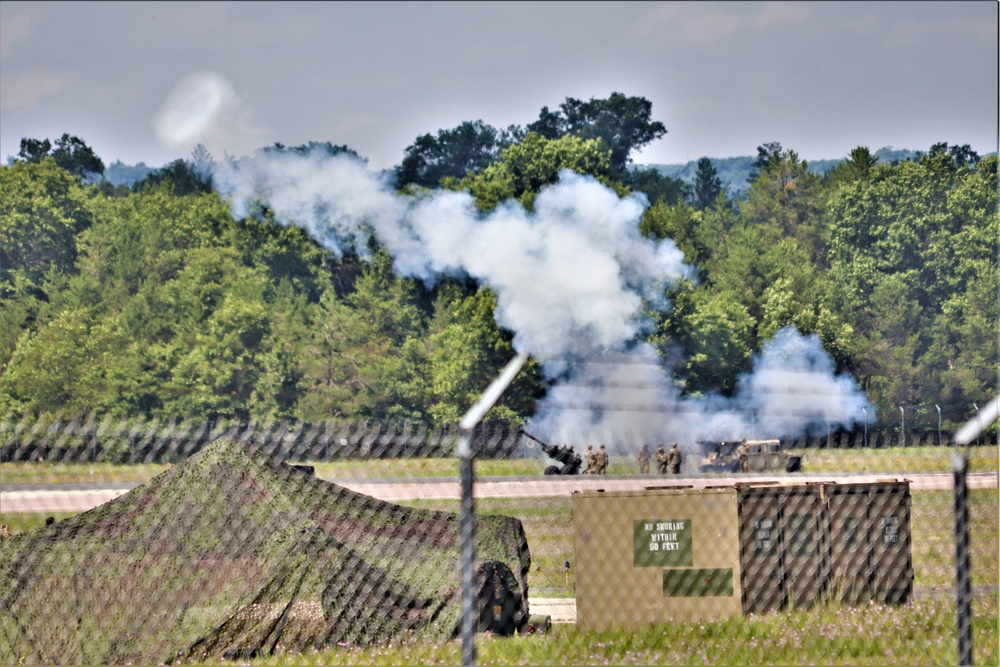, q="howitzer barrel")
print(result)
[522,430,581,475]
[521,430,554,452]
[541,442,560,458]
